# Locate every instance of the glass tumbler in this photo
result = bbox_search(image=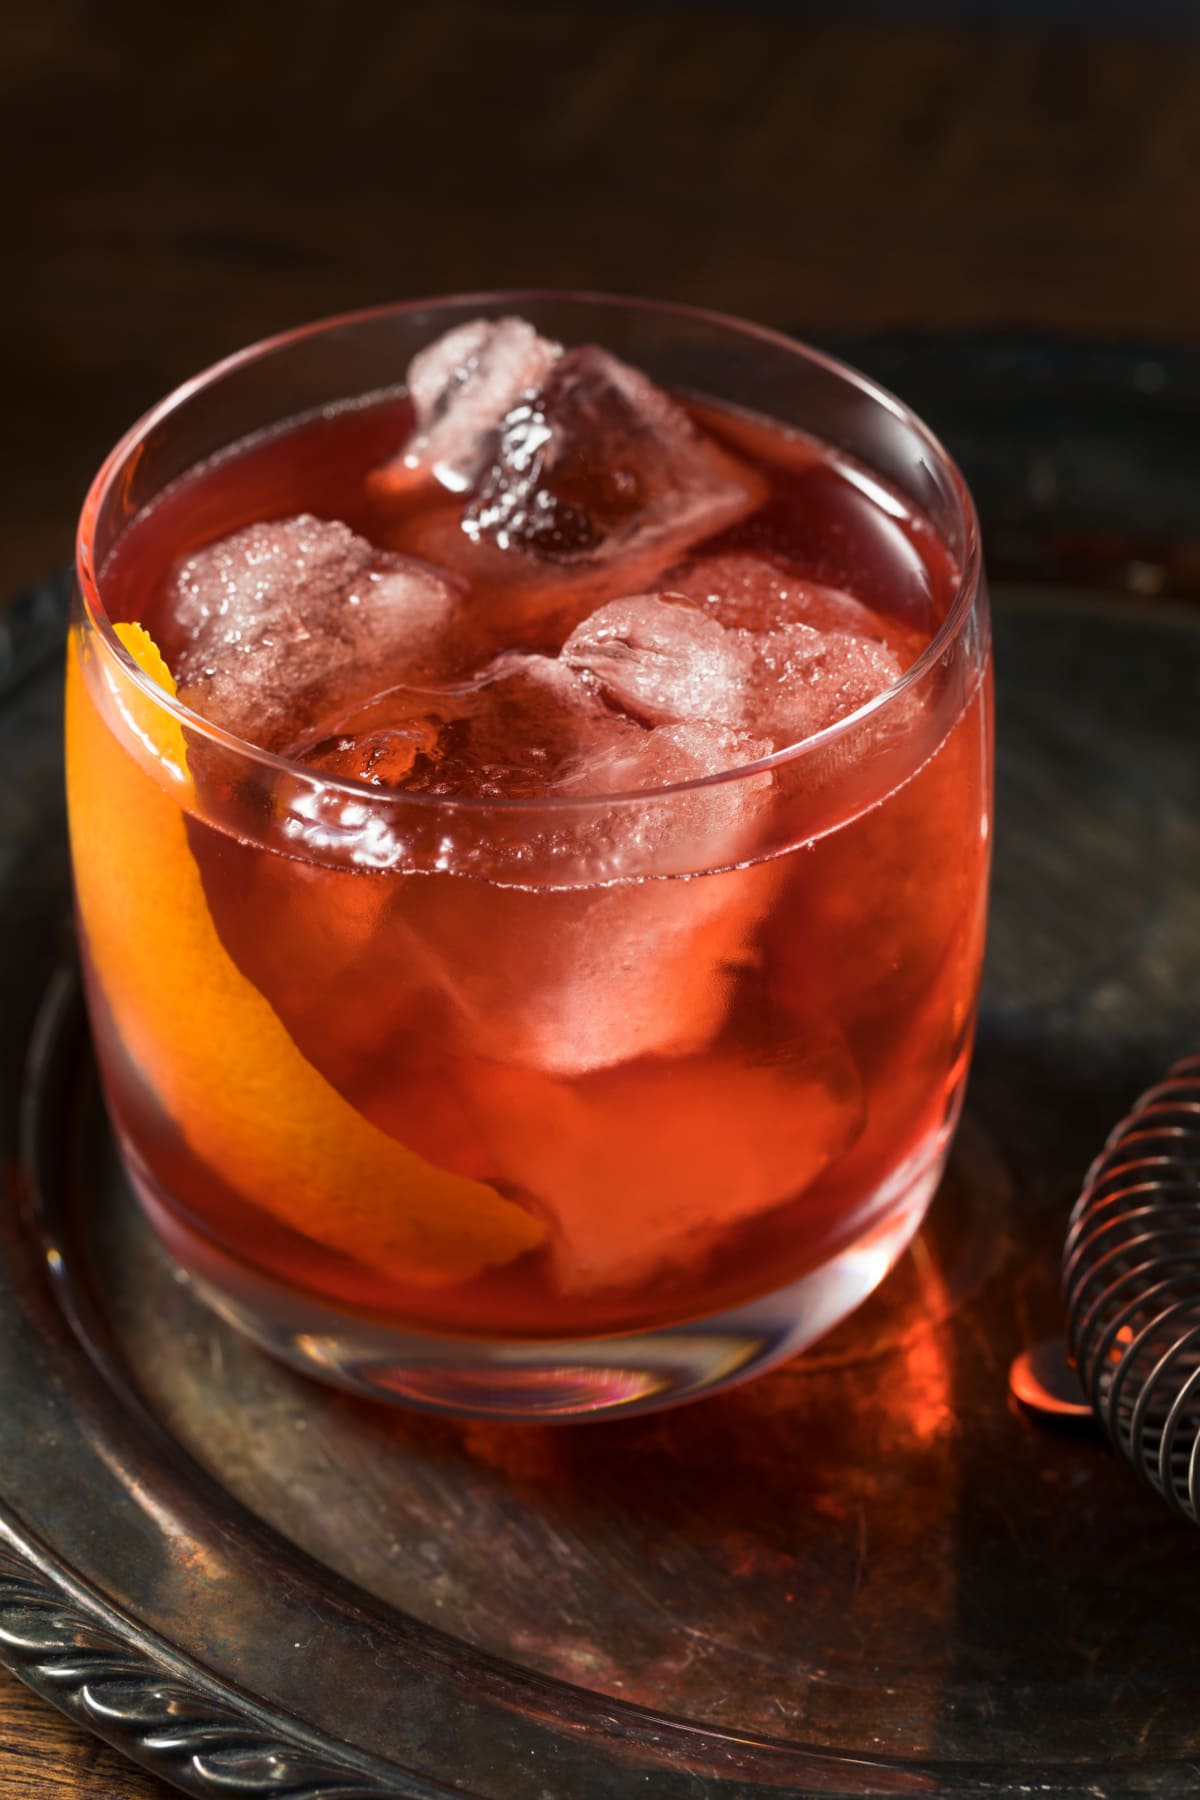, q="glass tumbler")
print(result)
[67,294,991,1420]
